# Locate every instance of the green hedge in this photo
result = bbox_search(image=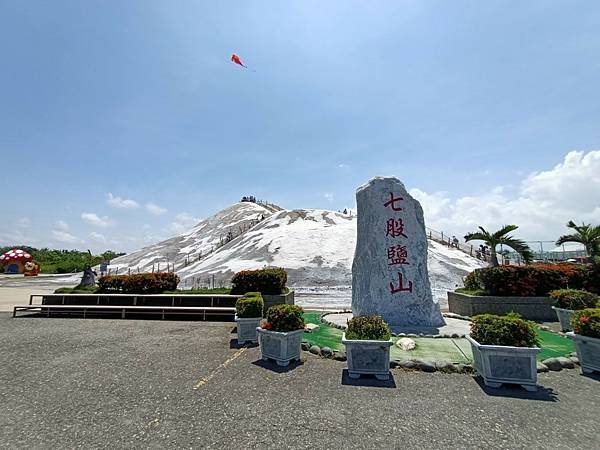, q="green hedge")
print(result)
[550,289,600,310]
[235,293,264,318]
[470,313,539,347]
[345,315,391,341]
[263,304,304,332]
[230,268,287,295]
[571,308,600,339]
[463,264,600,297]
[97,273,179,294]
